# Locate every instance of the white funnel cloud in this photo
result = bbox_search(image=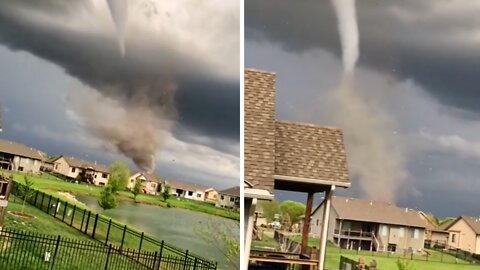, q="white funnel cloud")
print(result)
[331,0,359,73]
[330,0,407,202]
[107,0,128,56]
